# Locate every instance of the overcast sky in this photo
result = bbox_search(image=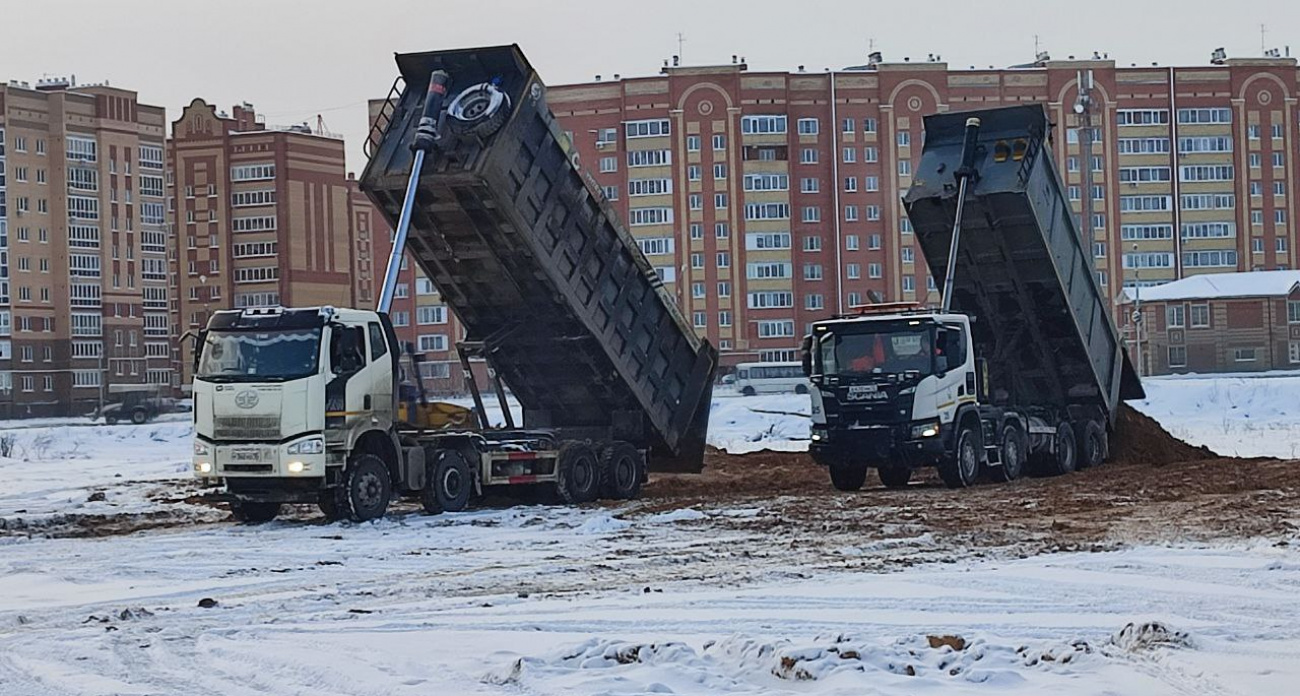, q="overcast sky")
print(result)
[6,0,1298,168]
